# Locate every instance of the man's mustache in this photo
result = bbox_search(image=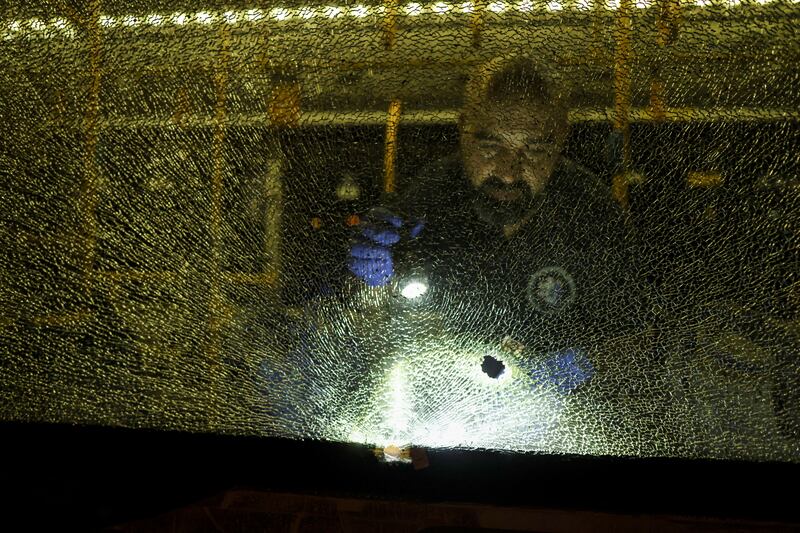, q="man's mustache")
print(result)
[480,177,528,196]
